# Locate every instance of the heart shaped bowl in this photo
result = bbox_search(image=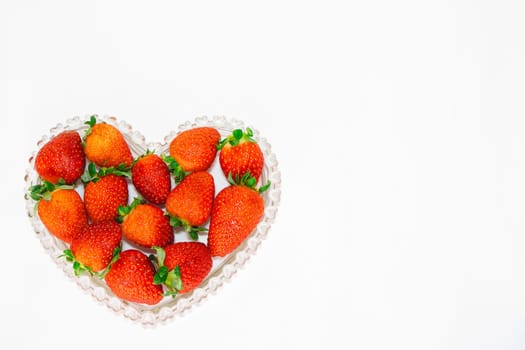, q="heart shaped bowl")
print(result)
[24,115,281,326]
